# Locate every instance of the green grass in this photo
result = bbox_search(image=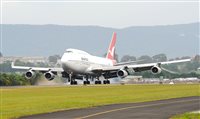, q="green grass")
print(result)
[170,112,200,119]
[1,84,200,119]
